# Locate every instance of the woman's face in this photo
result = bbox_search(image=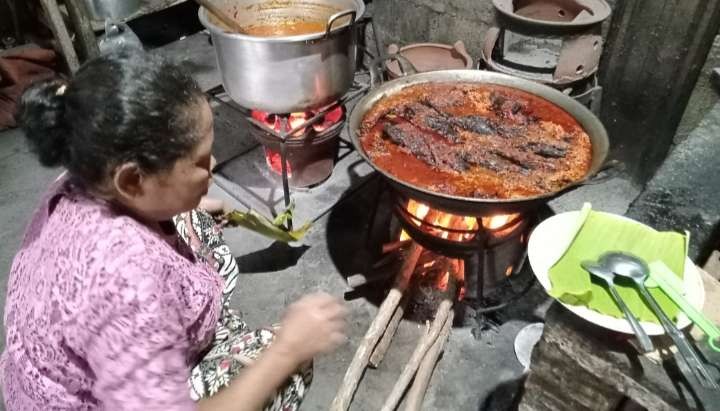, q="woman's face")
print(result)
[115,100,215,222]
